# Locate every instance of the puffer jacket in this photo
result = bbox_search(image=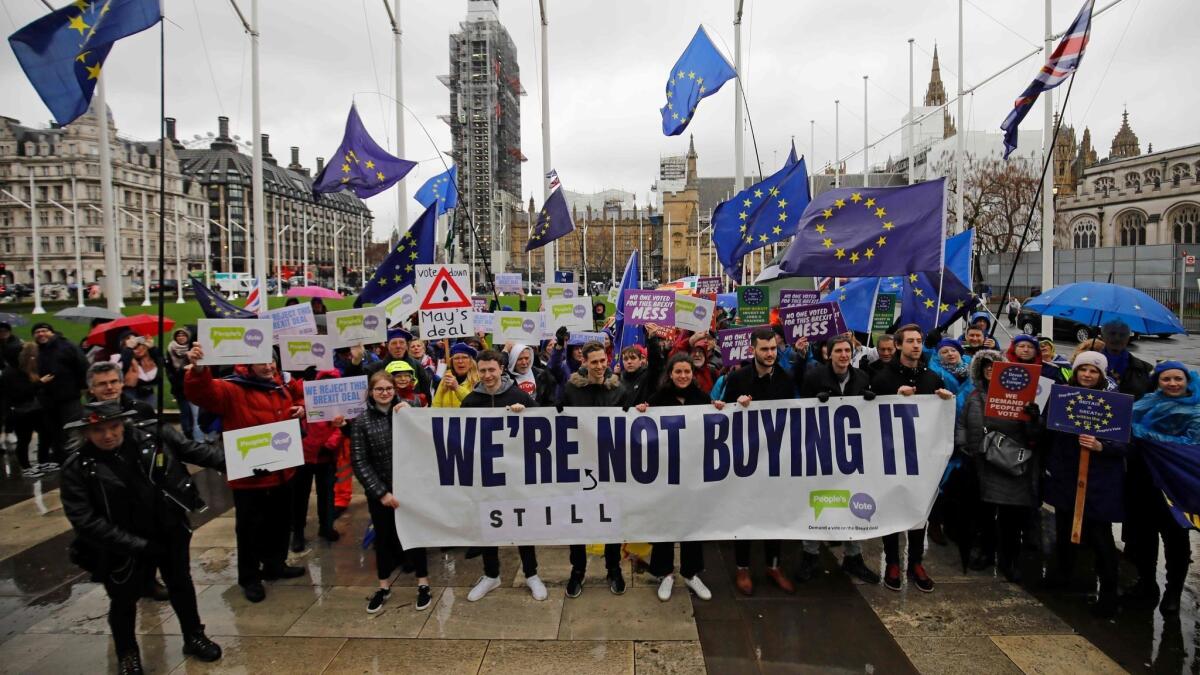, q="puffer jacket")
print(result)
[955,350,1040,507]
[1132,371,1200,444]
[184,364,302,489]
[350,403,394,501]
[559,369,627,407]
